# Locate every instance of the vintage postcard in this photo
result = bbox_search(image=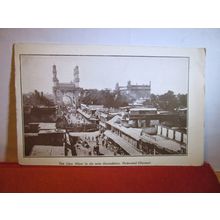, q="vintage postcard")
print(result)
[15,44,205,166]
